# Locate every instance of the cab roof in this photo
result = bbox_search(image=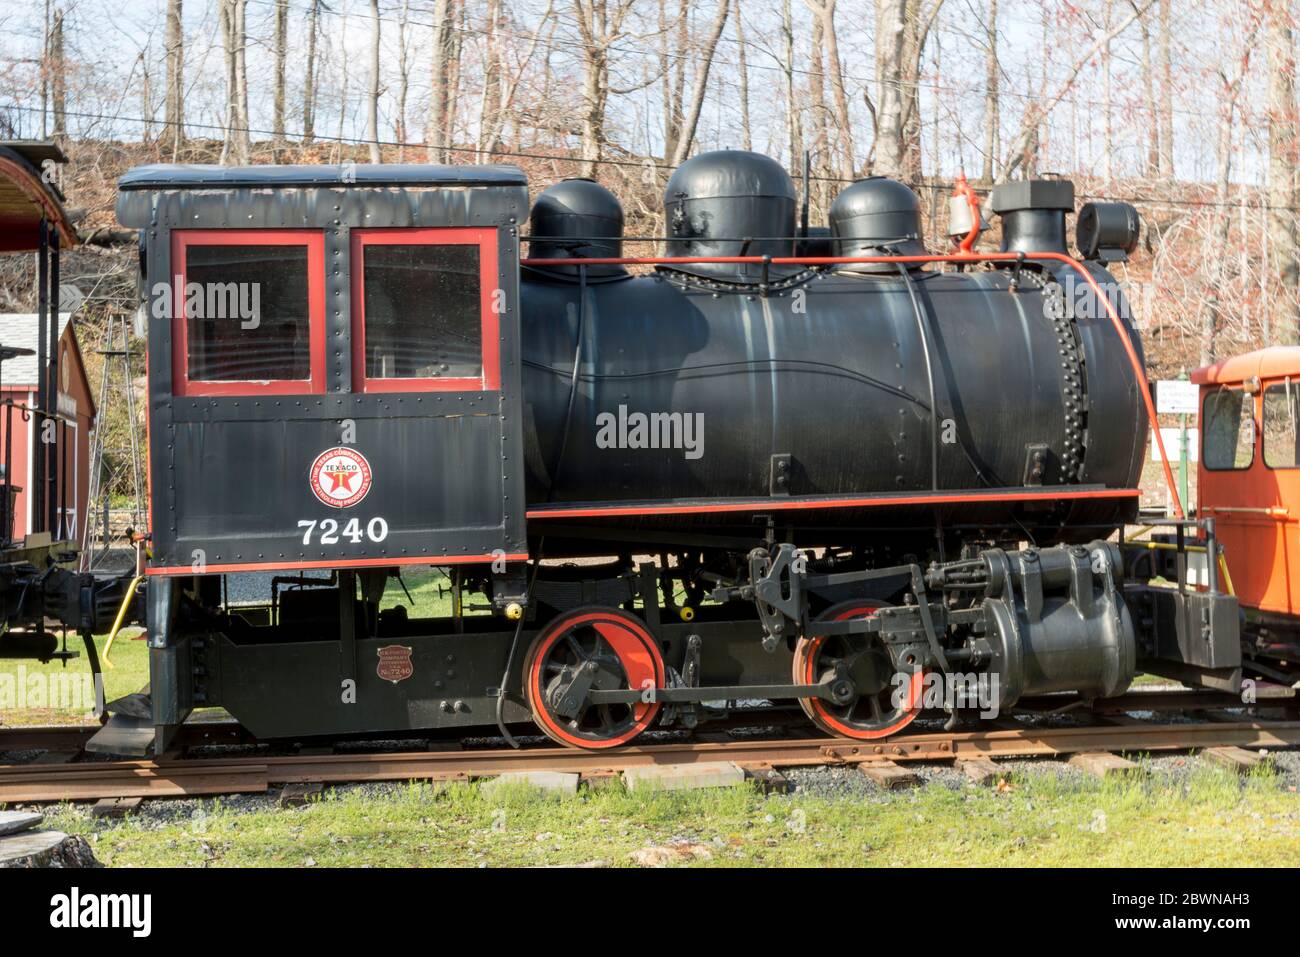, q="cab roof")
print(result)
[1191,346,1300,385]
[117,163,528,191]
